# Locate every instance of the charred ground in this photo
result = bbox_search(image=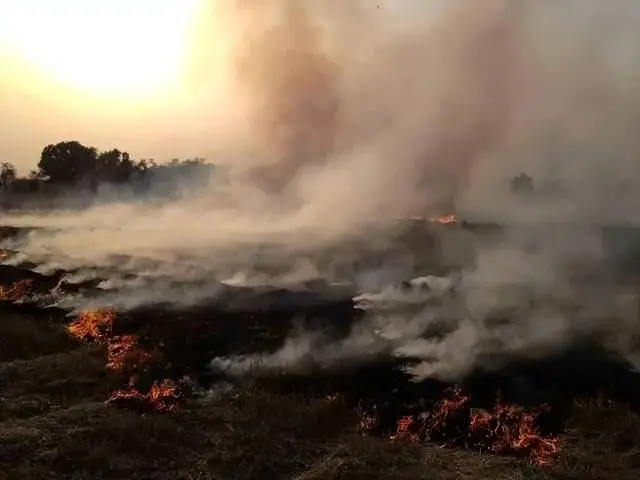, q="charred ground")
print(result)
[2,225,640,479]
